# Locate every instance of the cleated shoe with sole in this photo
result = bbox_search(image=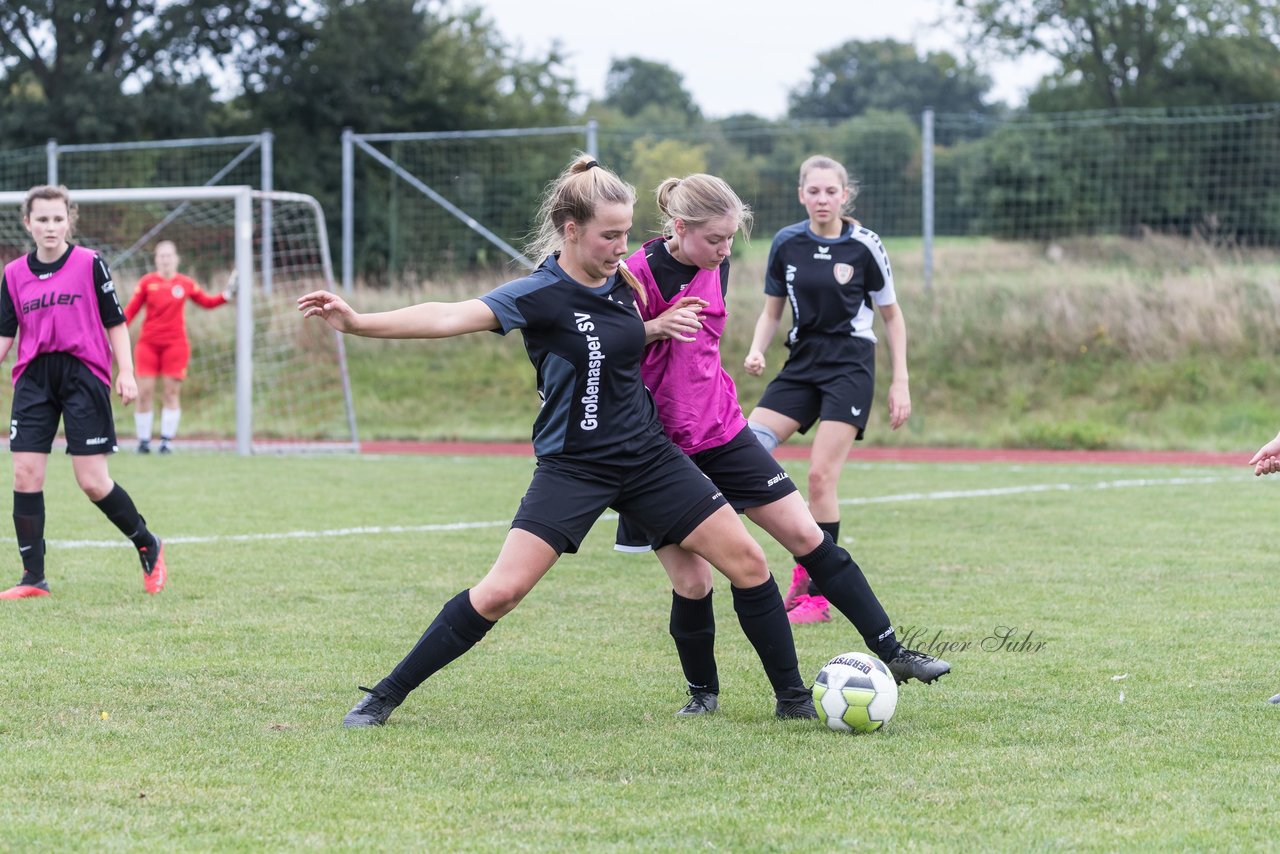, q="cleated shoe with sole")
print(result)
[343,686,401,728]
[139,538,167,594]
[787,594,831,624]
[782,564,810,611]
[887,648,951,685]
[137,440,151,454]
[0,579,50,599]
[675,691,719,716]
[775,690,819,720]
